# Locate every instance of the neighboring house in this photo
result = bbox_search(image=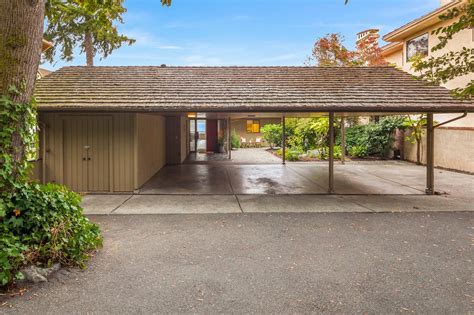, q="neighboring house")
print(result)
[38,39,53,79]
[381,0,474,173]
[31,39,54,181]
[33,66,471,193]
